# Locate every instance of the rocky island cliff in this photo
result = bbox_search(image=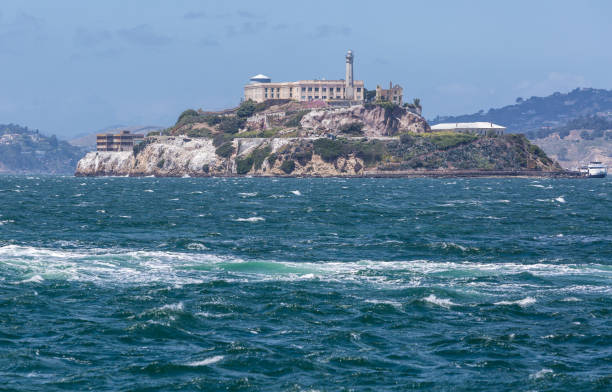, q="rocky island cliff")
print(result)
[76,100,562,177]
